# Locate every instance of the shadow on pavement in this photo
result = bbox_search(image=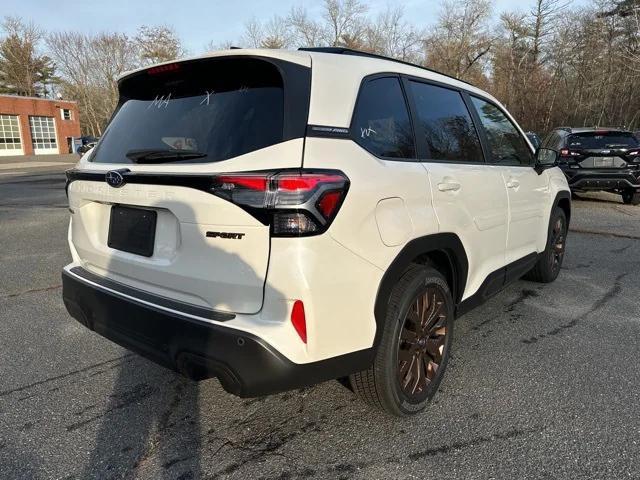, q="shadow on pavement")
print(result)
[76,198,287,479]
